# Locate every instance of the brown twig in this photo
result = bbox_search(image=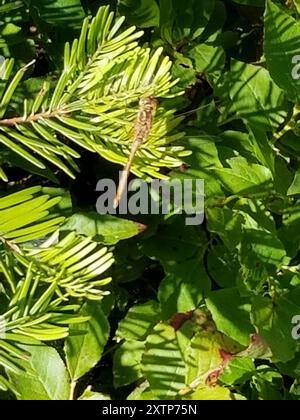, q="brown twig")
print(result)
[0,109,70,127]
